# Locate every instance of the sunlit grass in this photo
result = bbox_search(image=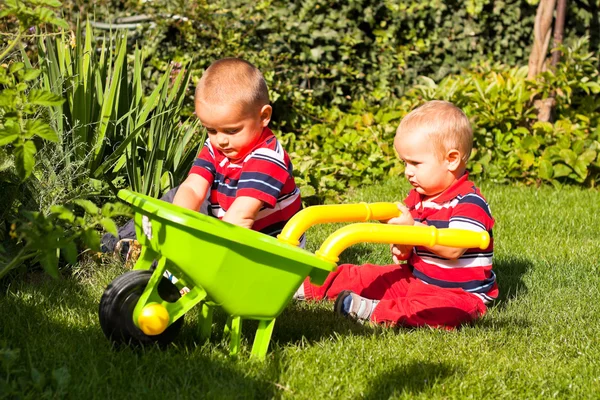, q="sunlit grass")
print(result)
[2,179,600,399]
